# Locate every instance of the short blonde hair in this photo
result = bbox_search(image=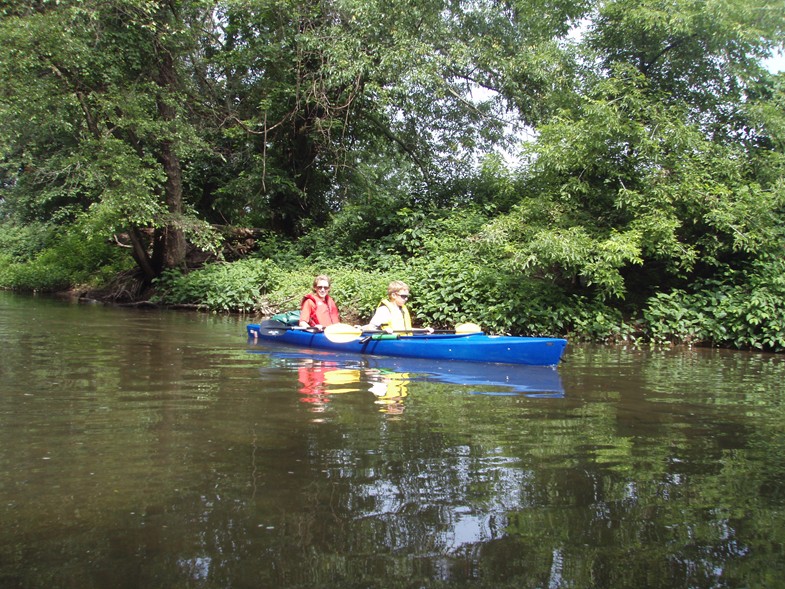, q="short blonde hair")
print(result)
[312,274,332,290]
[387,280,409,298]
